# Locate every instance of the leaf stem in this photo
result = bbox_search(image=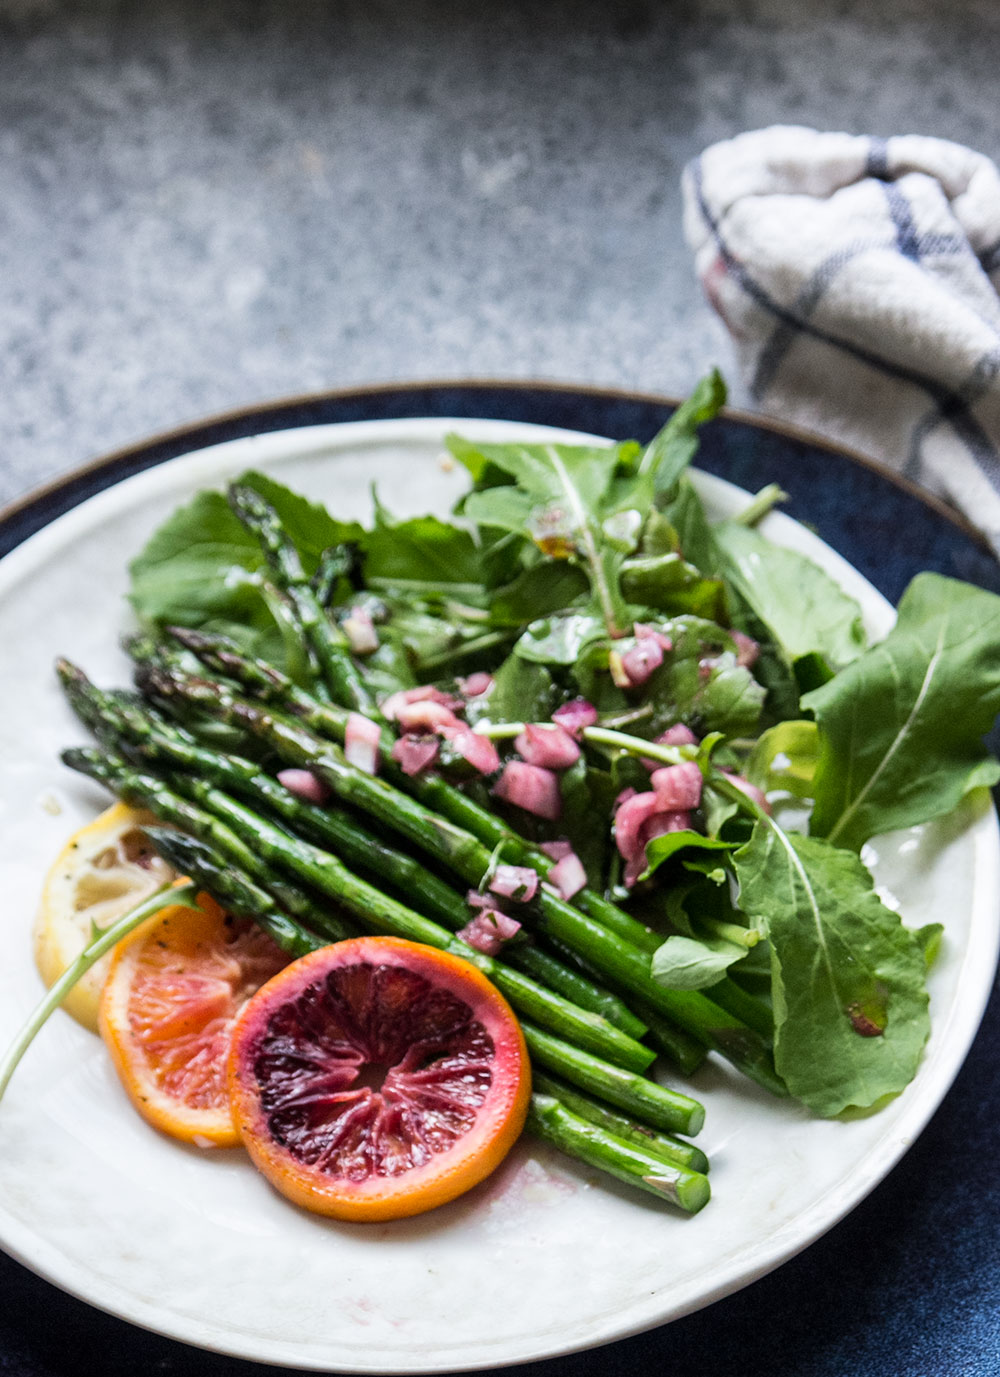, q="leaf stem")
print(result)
[732,483,788,527]
[700,917,761,949]
[0,880,199,1105]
